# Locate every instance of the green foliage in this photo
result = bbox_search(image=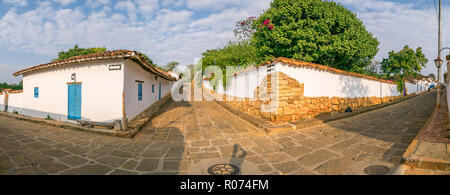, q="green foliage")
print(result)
[381,45,428,78]
[53,45,107,61]
[396,79,405,93]
[428,73,436,80]
[381,45,427,93]
[137,52,154,65]
[46,115,53,120]
[0,80,22,91]
[134,52,163,69]
[54,45,159,70]
[202,41,258,68]
[162,61,180,72]
[201,41,259,88]
[252,0,379,71]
